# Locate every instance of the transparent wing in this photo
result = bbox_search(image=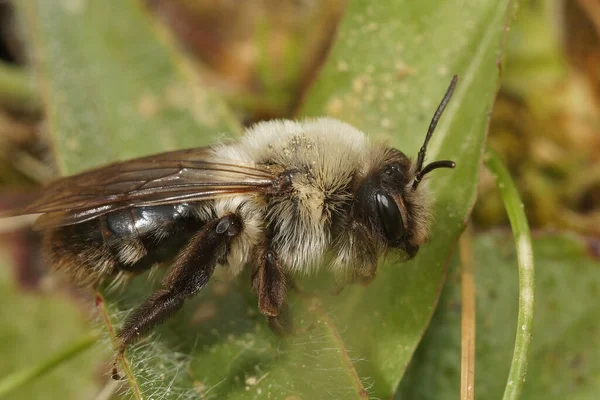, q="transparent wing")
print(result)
[16,147,278,228]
